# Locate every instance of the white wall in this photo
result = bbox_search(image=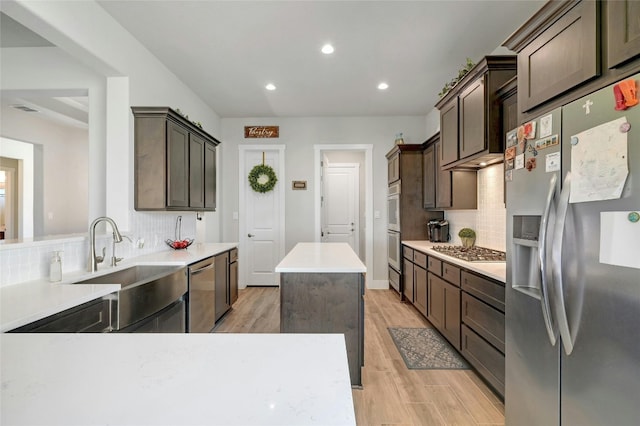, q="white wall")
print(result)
[425,107,440,138]
[445,163,506,251]
[0,139,33,238]
[0,108,88,237]
[1,46,105,234]
[0,0,223,286]
[220,116,428,283]
[2,0,223,235]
